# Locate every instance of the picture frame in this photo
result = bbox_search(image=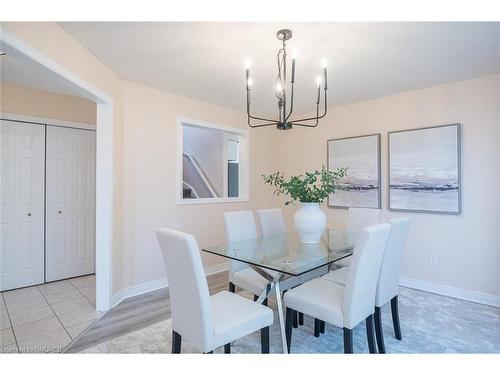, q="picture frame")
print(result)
[388,123,462,214]
[327,133,381,209]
